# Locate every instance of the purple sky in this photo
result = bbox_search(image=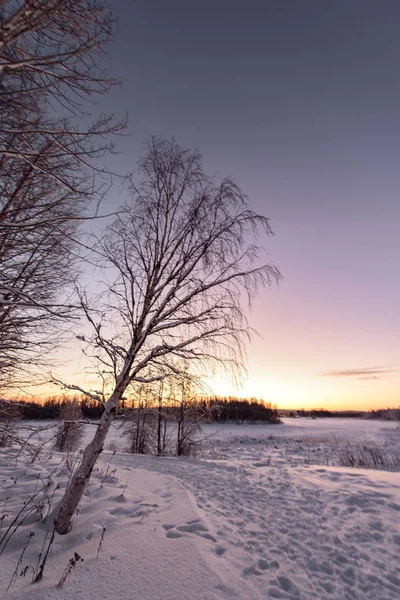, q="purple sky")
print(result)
[85,0,400,409]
